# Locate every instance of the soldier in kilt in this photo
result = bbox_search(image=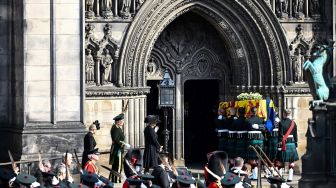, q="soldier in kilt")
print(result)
[226,107,237,158]
[246,107,265,160]
[278,109,299,181]
[266,112,280,161]
[215,108,228,152]
[234,107,248,159]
